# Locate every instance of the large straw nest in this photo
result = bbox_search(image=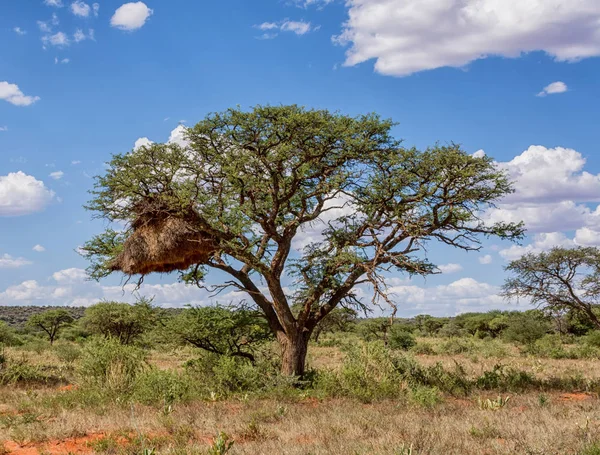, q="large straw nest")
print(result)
[109,197,216,275]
